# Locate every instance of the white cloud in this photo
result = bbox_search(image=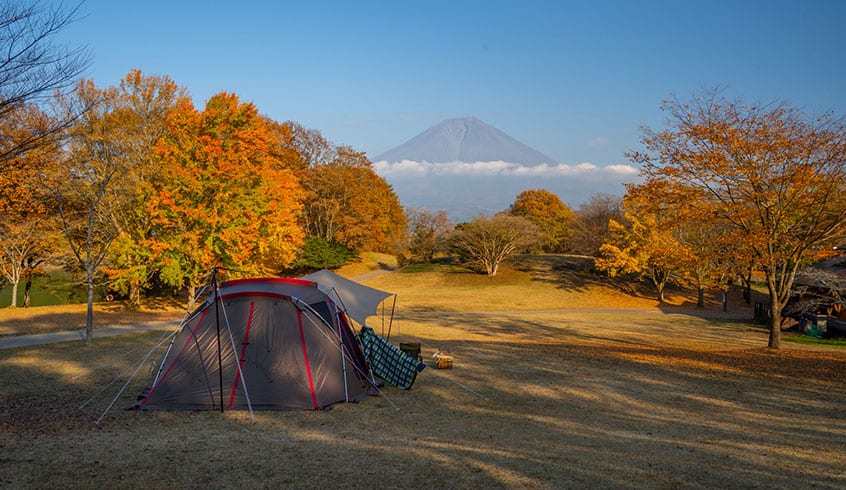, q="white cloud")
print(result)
[373,159,429,175]
[373,160,638,178]
[606,164,639,175]
[372,159,640,221]
[432,161,513,176]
